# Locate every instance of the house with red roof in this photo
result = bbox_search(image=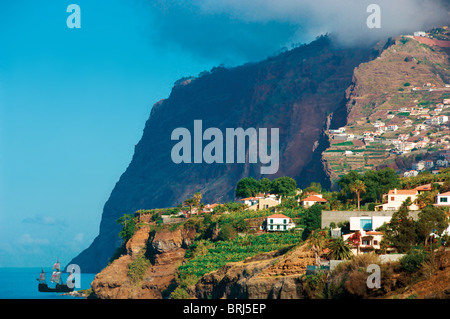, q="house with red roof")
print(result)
[435,191,450,207]
[375,189,419,211]
[301,194,328,207]
[265,214,295,232]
